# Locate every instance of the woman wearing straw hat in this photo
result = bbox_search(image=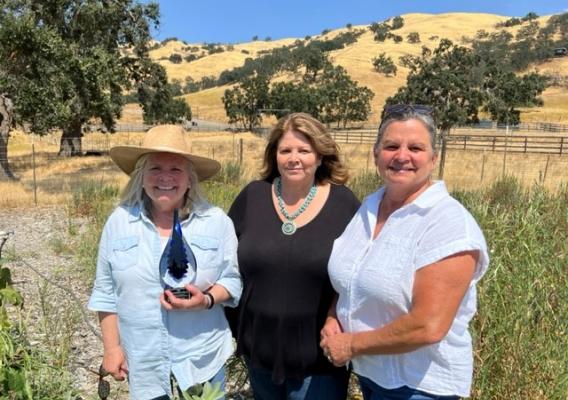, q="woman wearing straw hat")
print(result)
[88,125,242,400]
